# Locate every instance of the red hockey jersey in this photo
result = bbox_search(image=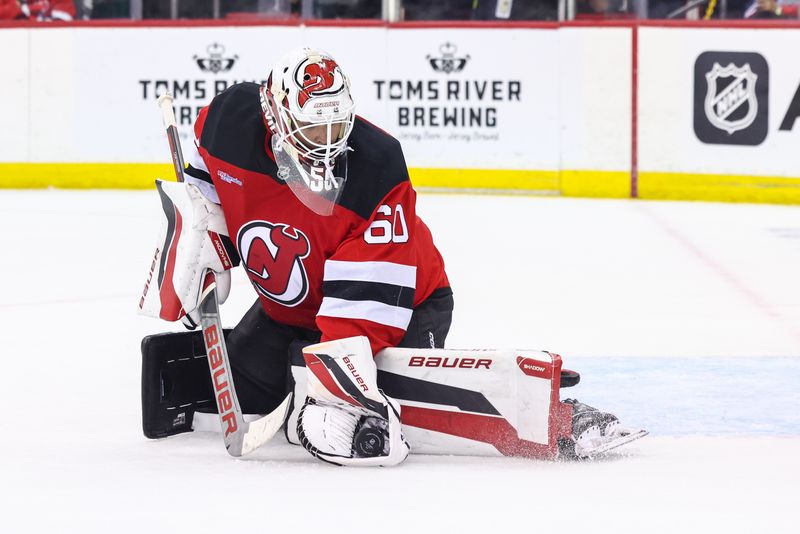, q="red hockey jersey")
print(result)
[186,83,449,354]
